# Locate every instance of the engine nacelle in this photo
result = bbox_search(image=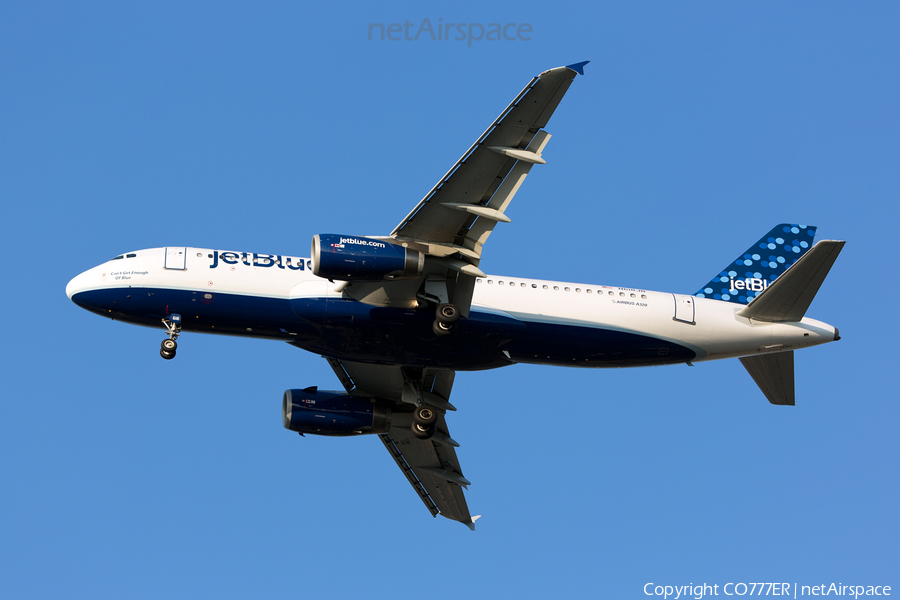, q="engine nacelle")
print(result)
[311,234,424,282]
[282,387,392,436]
